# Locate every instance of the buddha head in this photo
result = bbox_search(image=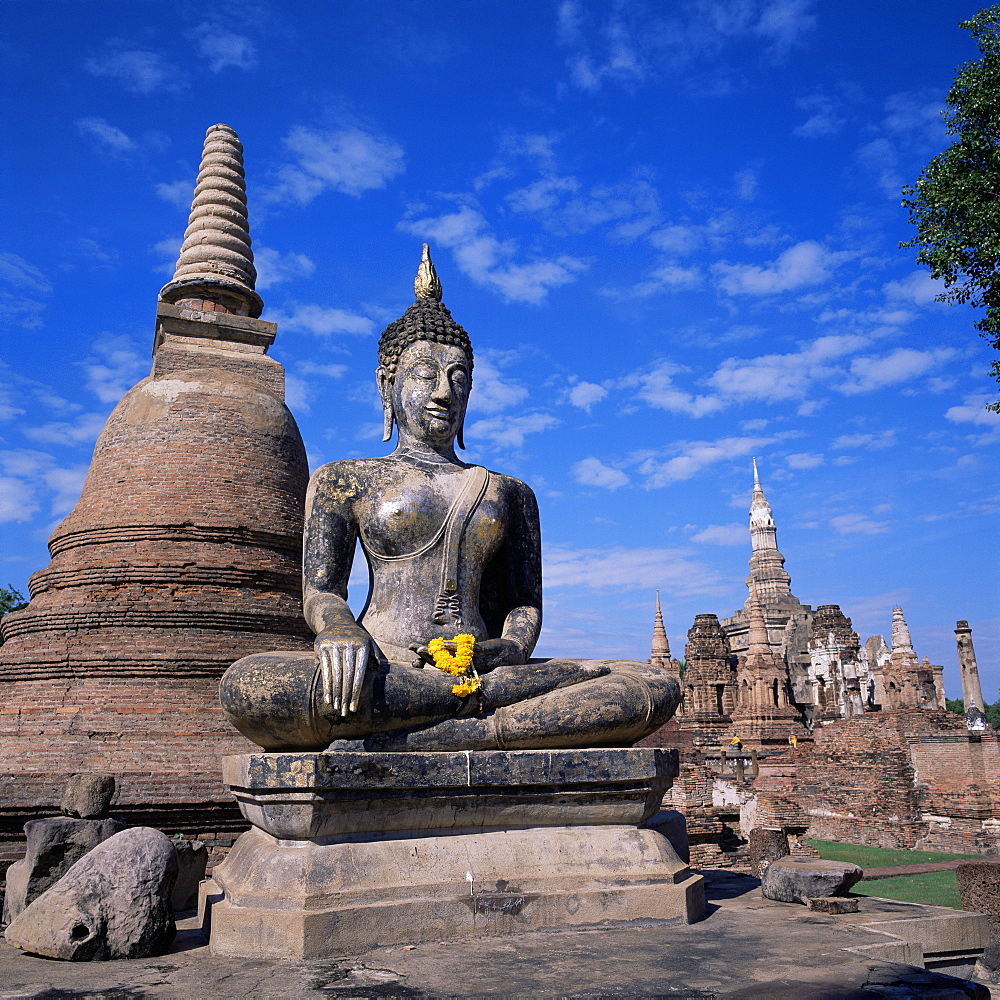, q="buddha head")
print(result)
[376,245,474,449]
